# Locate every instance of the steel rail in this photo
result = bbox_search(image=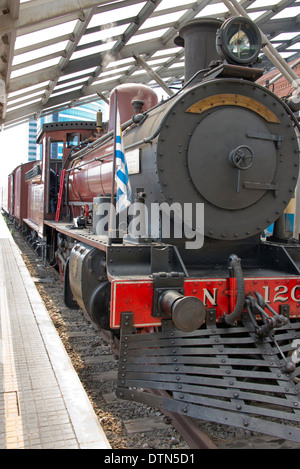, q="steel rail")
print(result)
[149,389,218,450]
[105,333,217,450]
